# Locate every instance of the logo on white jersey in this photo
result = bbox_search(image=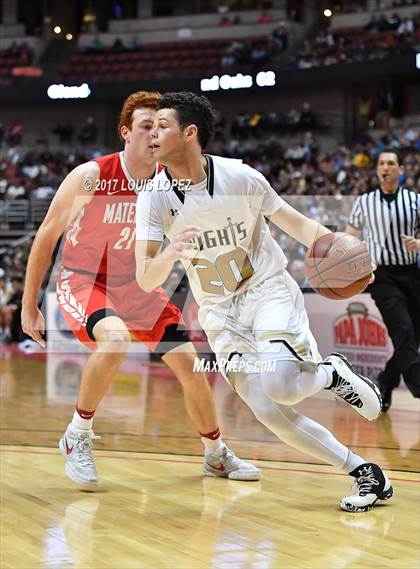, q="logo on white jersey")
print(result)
[193,217,247,251]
